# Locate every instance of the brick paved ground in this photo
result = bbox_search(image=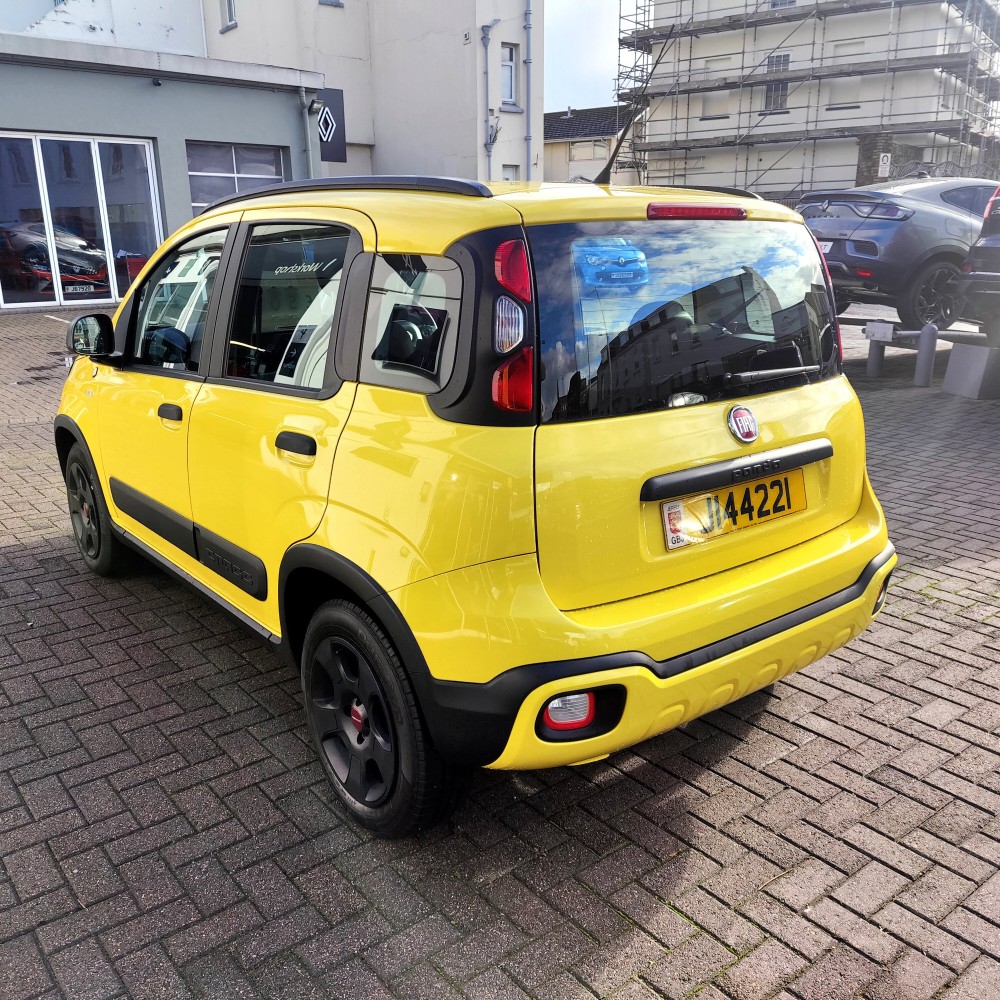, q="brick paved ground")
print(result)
[1,307,999,1000]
